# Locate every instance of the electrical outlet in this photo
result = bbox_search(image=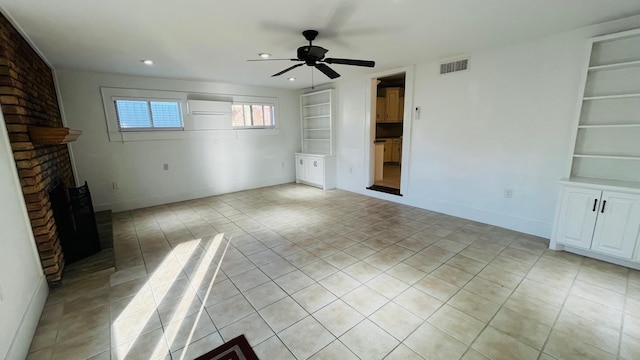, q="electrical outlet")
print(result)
[349,166,353,173]
[112,182,119,189]
[163,163,169,171]
[281,161,285,168]
[504,188,513,198]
